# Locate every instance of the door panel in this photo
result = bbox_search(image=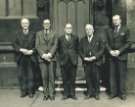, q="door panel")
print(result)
[51,0,93,38]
